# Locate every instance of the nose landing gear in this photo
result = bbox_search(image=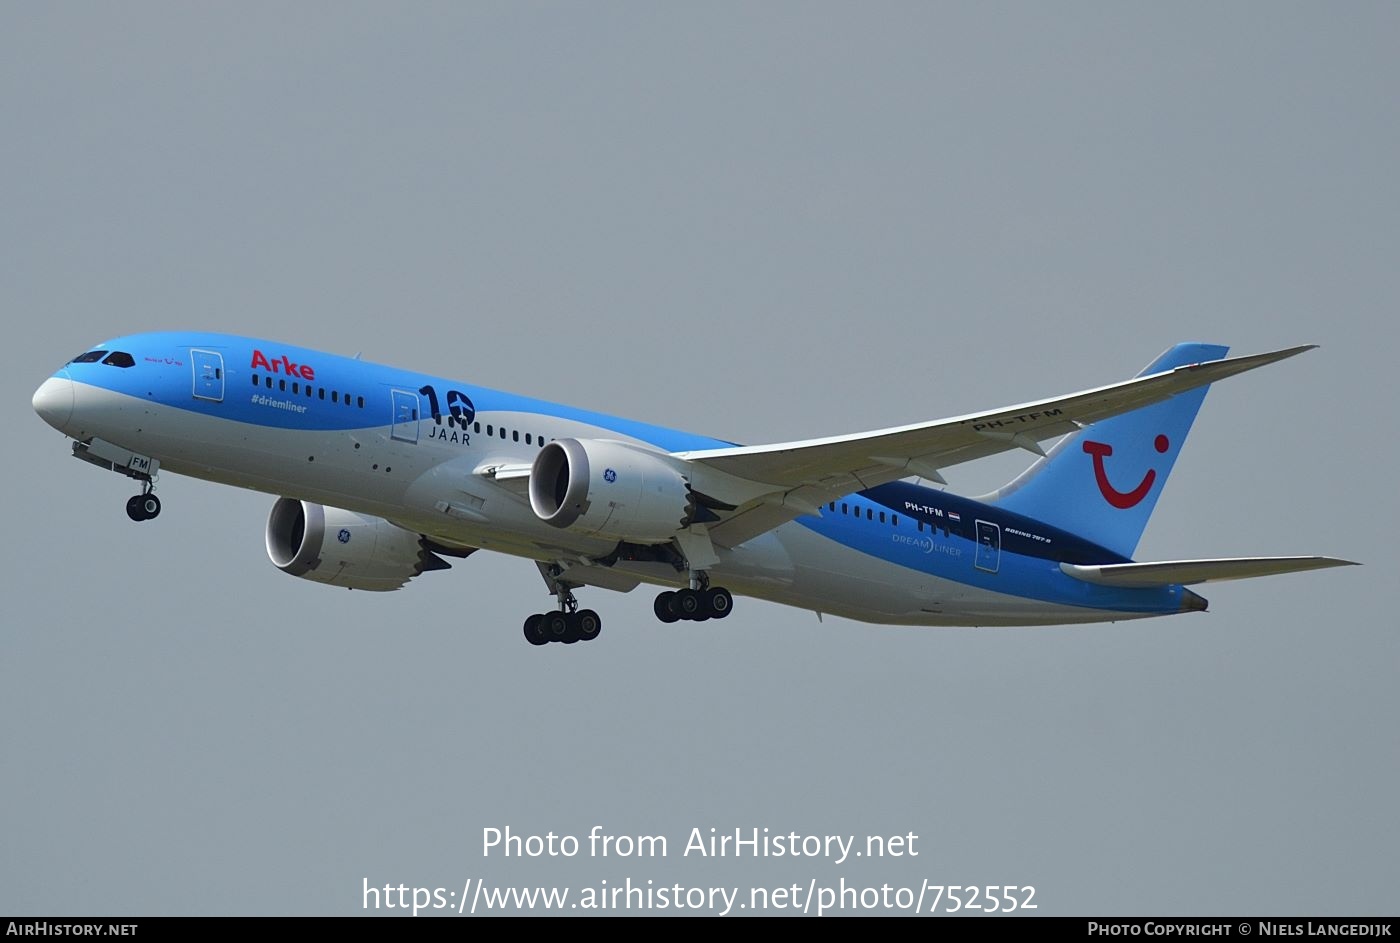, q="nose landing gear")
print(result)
[125,484,161,522]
